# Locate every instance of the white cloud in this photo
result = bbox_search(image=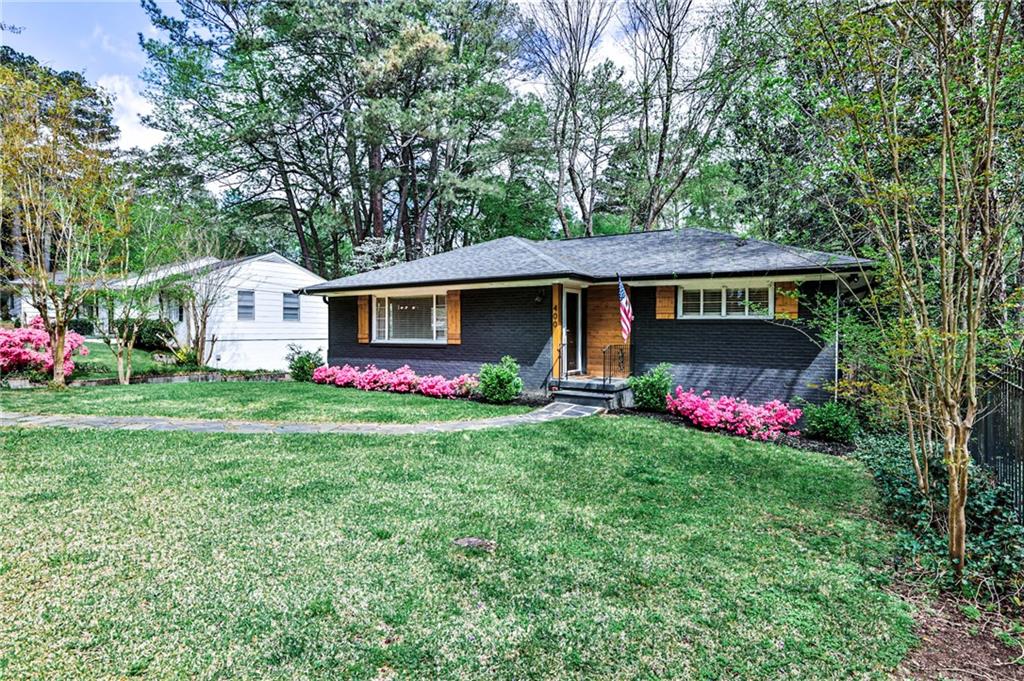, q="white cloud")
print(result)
[83,24,147,65]
[97,74,165,151]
